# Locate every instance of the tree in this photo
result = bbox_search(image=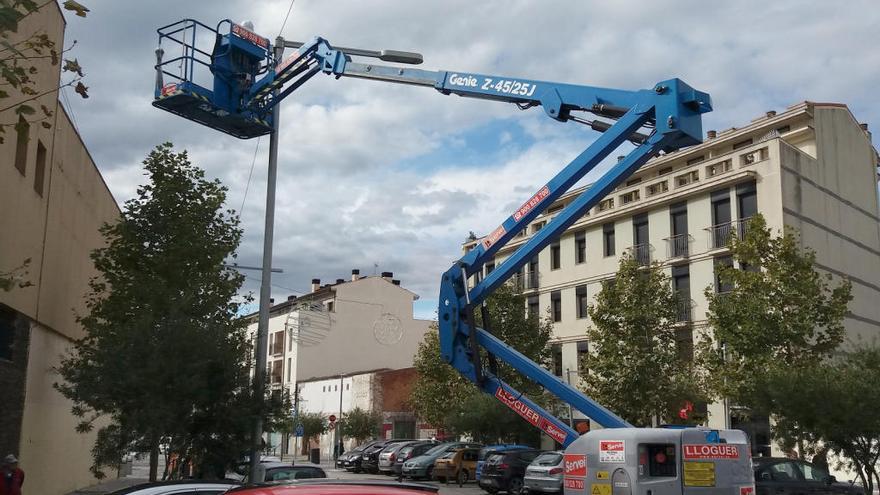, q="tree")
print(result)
[1,0,90,141]
[583,252,708,427]
[410,282,552,445]
[294,412,329,445]
[696,214,852,436]
[55,144,288,481]
[340,407,382,443]
[751,346,880,494]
